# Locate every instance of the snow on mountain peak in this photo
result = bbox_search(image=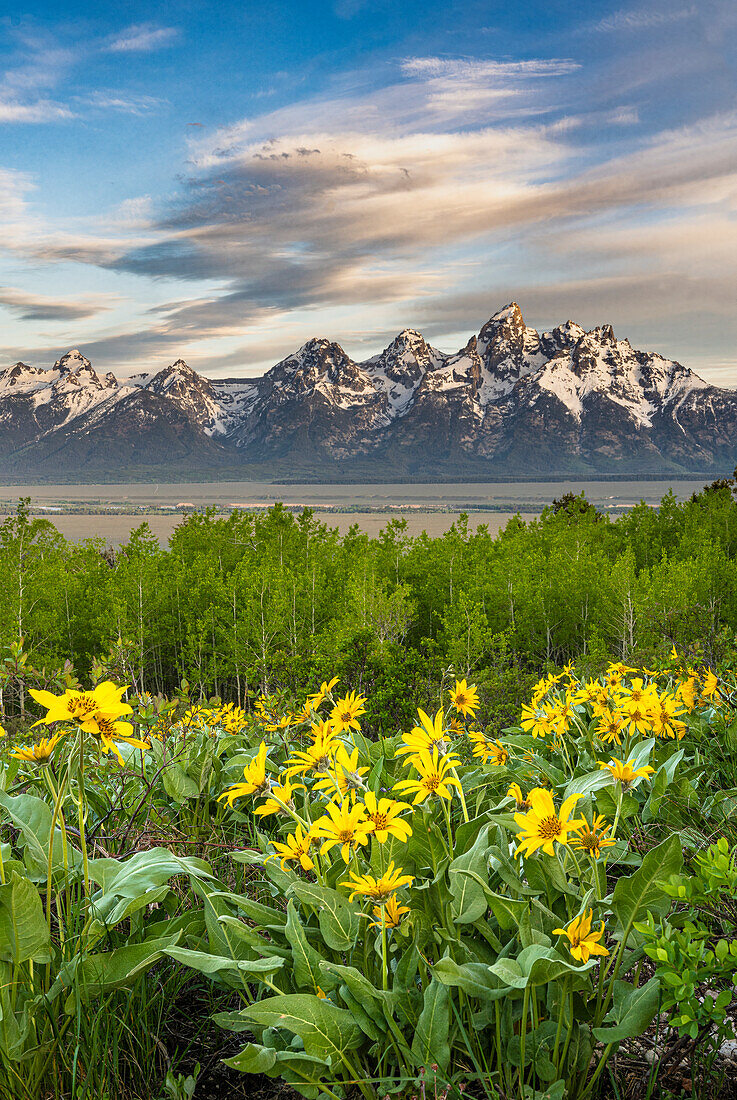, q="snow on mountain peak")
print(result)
[54,349,91,374]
